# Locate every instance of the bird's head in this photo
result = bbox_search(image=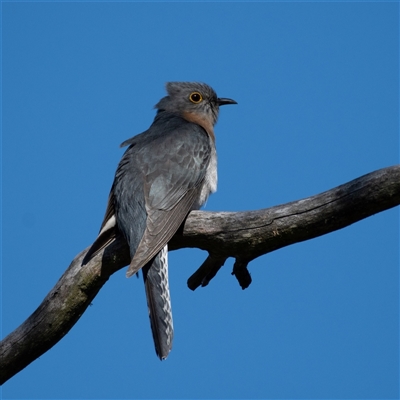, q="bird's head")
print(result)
[155,82,237,127]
